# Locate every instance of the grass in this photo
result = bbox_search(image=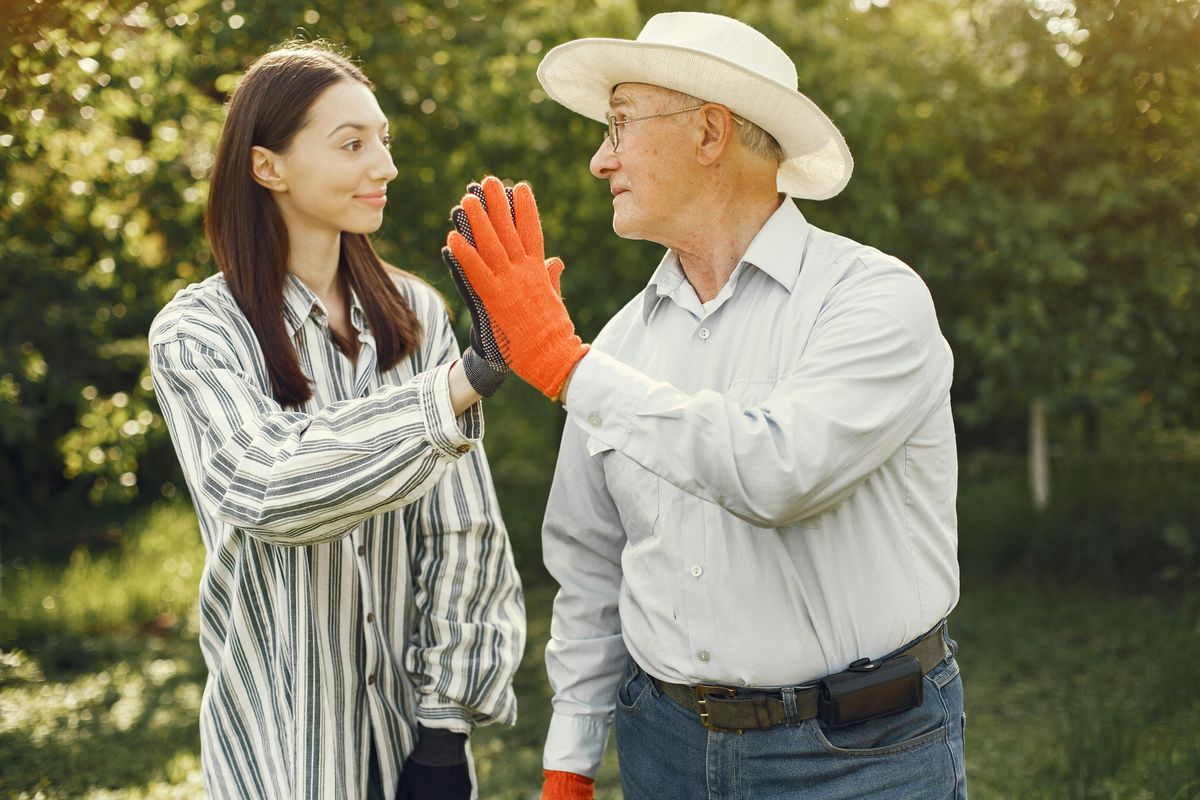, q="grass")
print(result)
[3,466,1200,798]
[0,503,205,659]
[950,580,1200,799]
